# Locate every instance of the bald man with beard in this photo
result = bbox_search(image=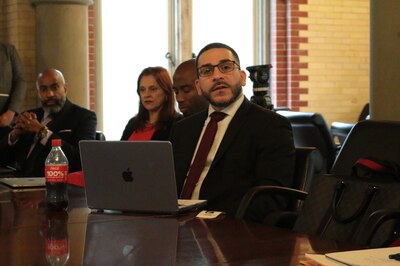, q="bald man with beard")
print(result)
[0,69,97,177]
